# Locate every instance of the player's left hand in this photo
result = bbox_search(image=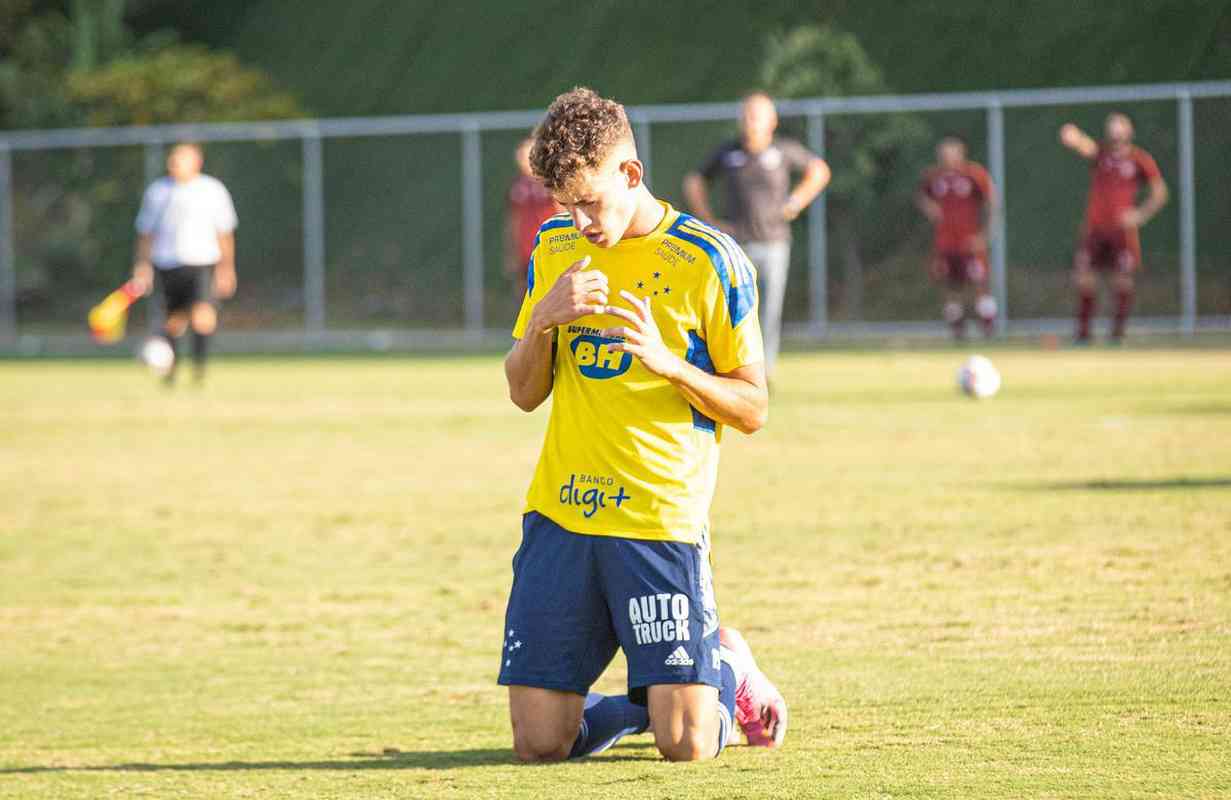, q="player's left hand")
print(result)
[781,199,803,222]
[214,265,237,299]
[1119,208,1143,229]
[601,291,681,380]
